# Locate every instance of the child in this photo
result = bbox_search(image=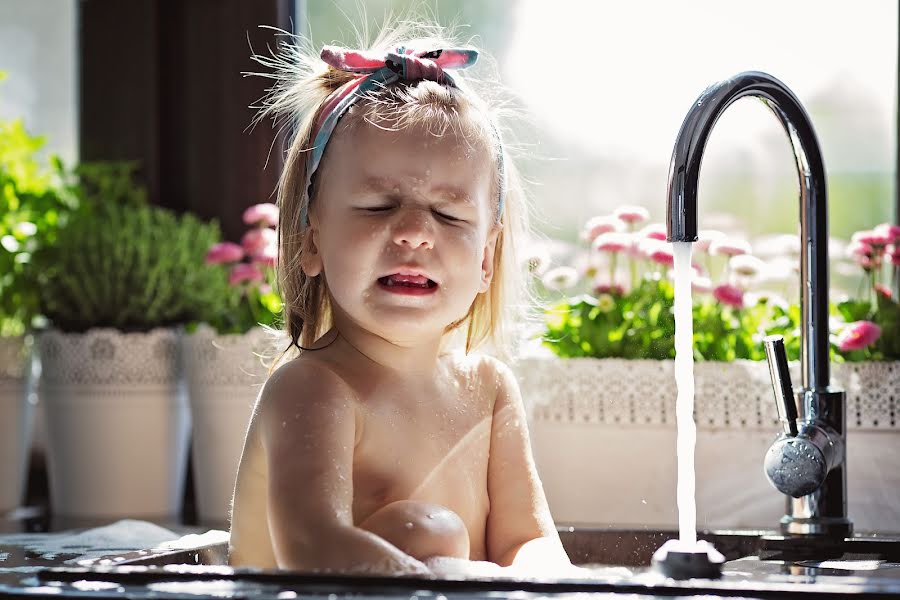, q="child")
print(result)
[229,22,571,576]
